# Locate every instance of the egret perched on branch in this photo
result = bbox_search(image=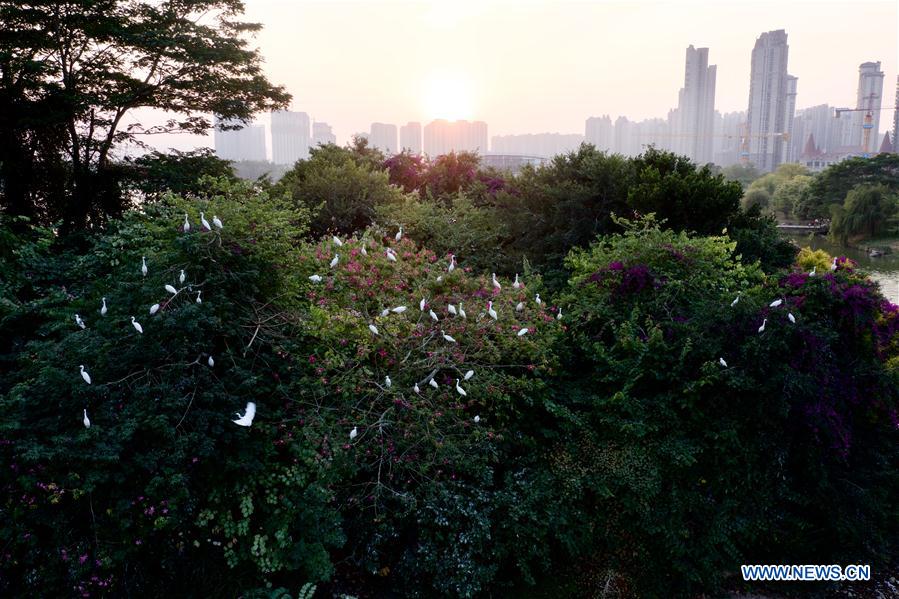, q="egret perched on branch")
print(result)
[448,304,457,316]
[458,302,466,319]
[436,276,444,283]
[831,257,837,271]
[309,275,323,283]
[758,318,767,334]
[455,379,467,396]
[719,358,727,368]
[349,426,358,440]
[516,302,524,312]
[332,236,343,247]
[385,375,392,388]
[448,254,455,272]
[80,365,91,385]
[420,298,426,311]
[731,294,740,307]
[233,402,256,427]
[368,324,379,336]
[535,294,542,305]
[179,269,186,284]
[441,330,456,343]
[149,303,160,315]
[100,297,107,316]
[360,244,368,257]
[769,298,783,308]
[380,308,390,317]
[200,212,211,231]
[487,301,498,320]
[165,284,178,295]
[557,307,563,321]
[809,266,816,277]
[385,249,397,262]
[130,316,143,334]
[473,415,480,423]
[75,314,86,329]
[142,256,148,277]
[391,306,407,314]
[517,327,529,336]
[513,274,520,289]
[83,409,91,429]
[788,313,796,324]
[413,383,420,394]
[429,378,438,389]
[492,273,501,290]
[183,213,190,233]
[464,370,474,381]
[208,355,215,367]
[429,309,439,322]
[330,254,339,269]
[395,226,403,242]
[212,215,223,230]
[195,291,202,304]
